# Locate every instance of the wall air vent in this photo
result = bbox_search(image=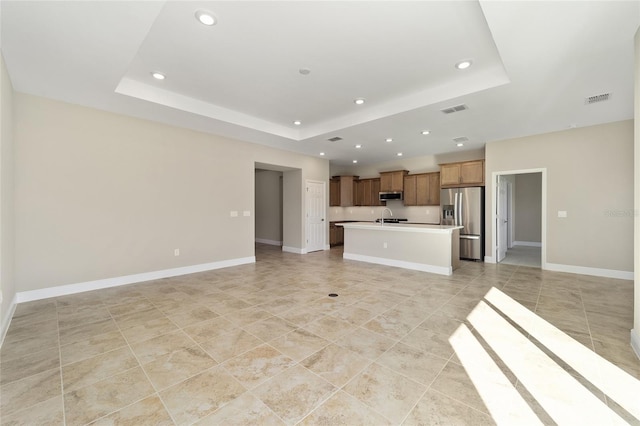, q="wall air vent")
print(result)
[441,104,468,114]
[585,93,611,105]
[327,136,343,142]
[452,136,469,143]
